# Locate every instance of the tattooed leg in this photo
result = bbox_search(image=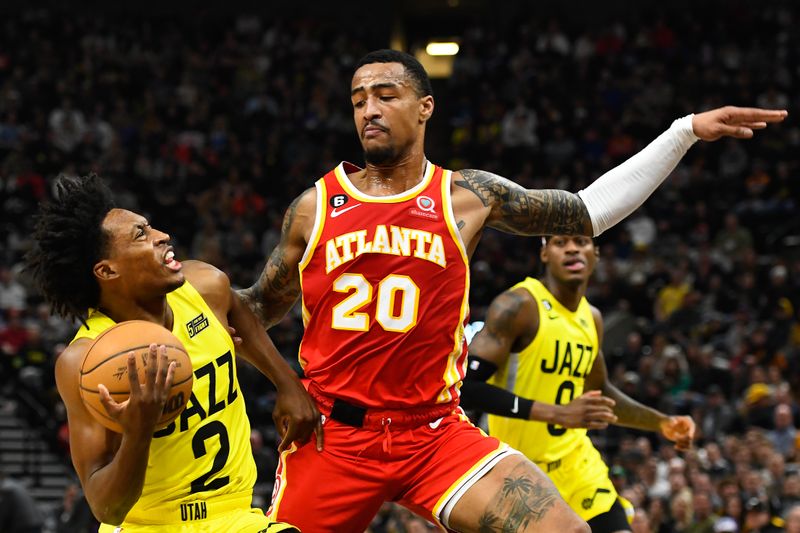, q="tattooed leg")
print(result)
[448,454,589,533]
